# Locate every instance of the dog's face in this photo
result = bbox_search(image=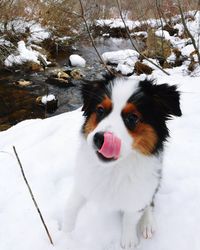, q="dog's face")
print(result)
[81,77,181,164]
